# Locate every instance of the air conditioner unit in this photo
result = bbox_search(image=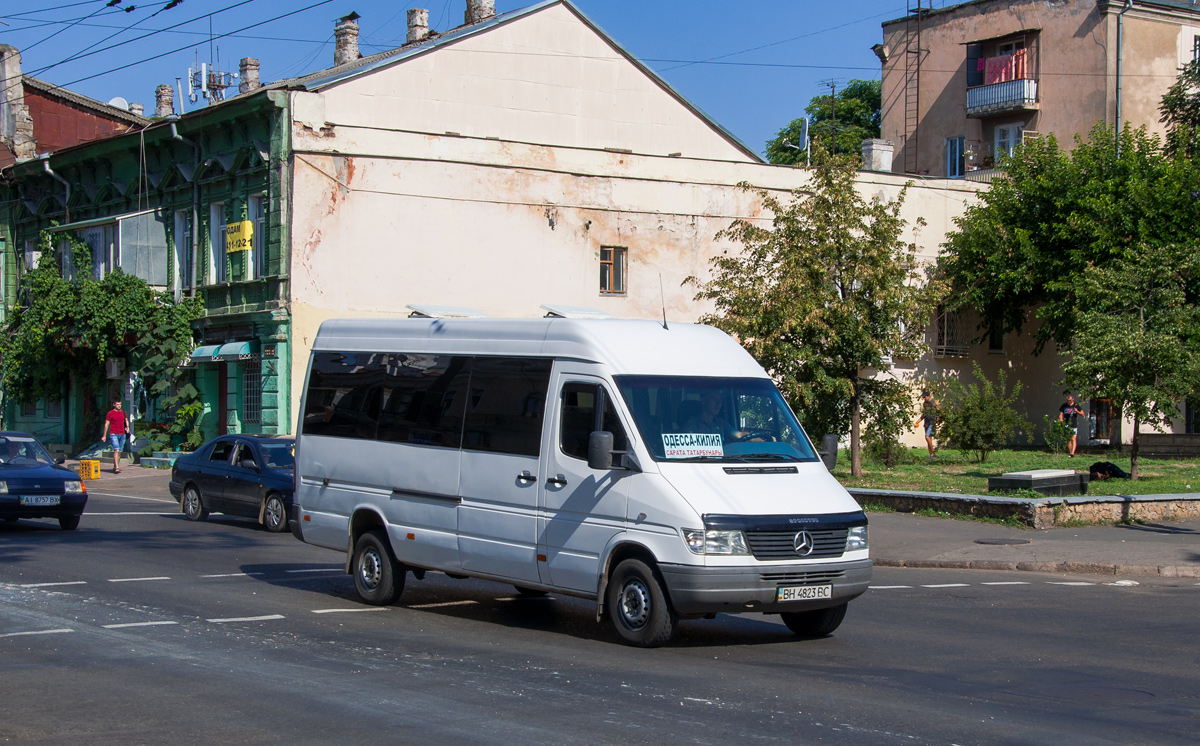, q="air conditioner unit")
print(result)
[105,359,127,379]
